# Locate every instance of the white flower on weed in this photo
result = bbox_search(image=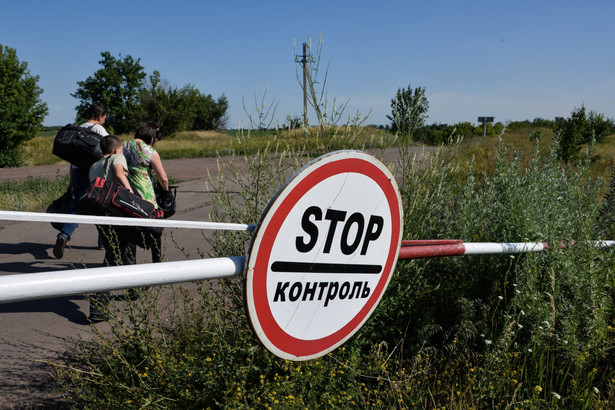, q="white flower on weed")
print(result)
[593,387,600,394]
[498,295,504,300]
[539,326,543,330]
[520,310,525,316]
[480,334,485,338]
[557,196,563,200]
[510,255,515,259]
[515,289,521,294]
[528,348,533,353]
[517,324,523,329]
[563,340,568,345]
[543,320,550,326]
[485,340,492,345]
[552,392,561,400]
